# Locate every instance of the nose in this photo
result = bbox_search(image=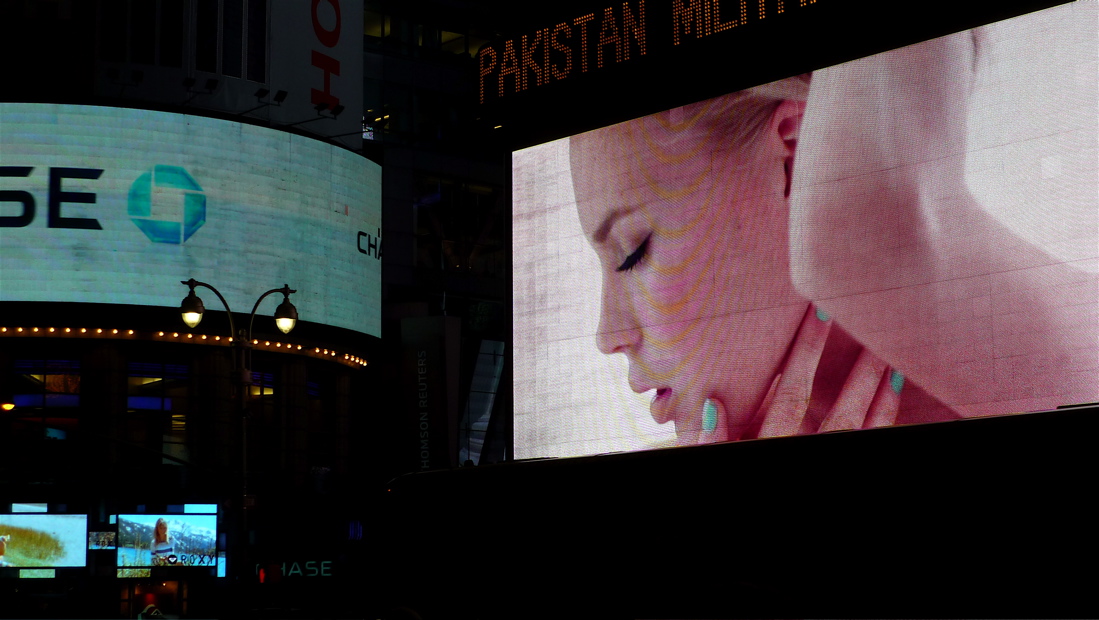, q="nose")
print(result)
[596,273,641,355]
